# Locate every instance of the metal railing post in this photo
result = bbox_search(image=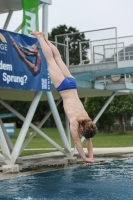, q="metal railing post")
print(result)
[115,27,118,66]
[79,42,82,64]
